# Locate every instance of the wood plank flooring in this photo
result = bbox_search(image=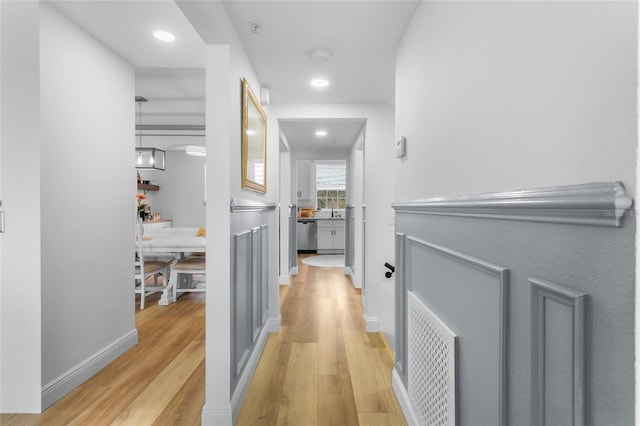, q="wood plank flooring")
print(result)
[1,254,405,425]
[236,254,406,425]
[0,292,205,426]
